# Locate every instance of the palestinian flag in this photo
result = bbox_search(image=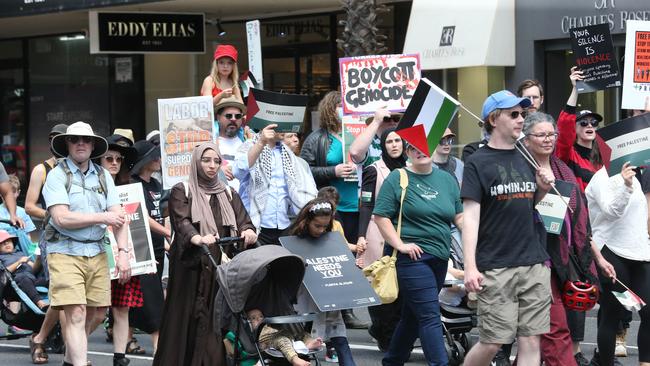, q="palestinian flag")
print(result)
[239,71,259,98]
[596,113,650,175]
[395,78,459,156]
[246,88,308,133]
[612,290,646,311]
